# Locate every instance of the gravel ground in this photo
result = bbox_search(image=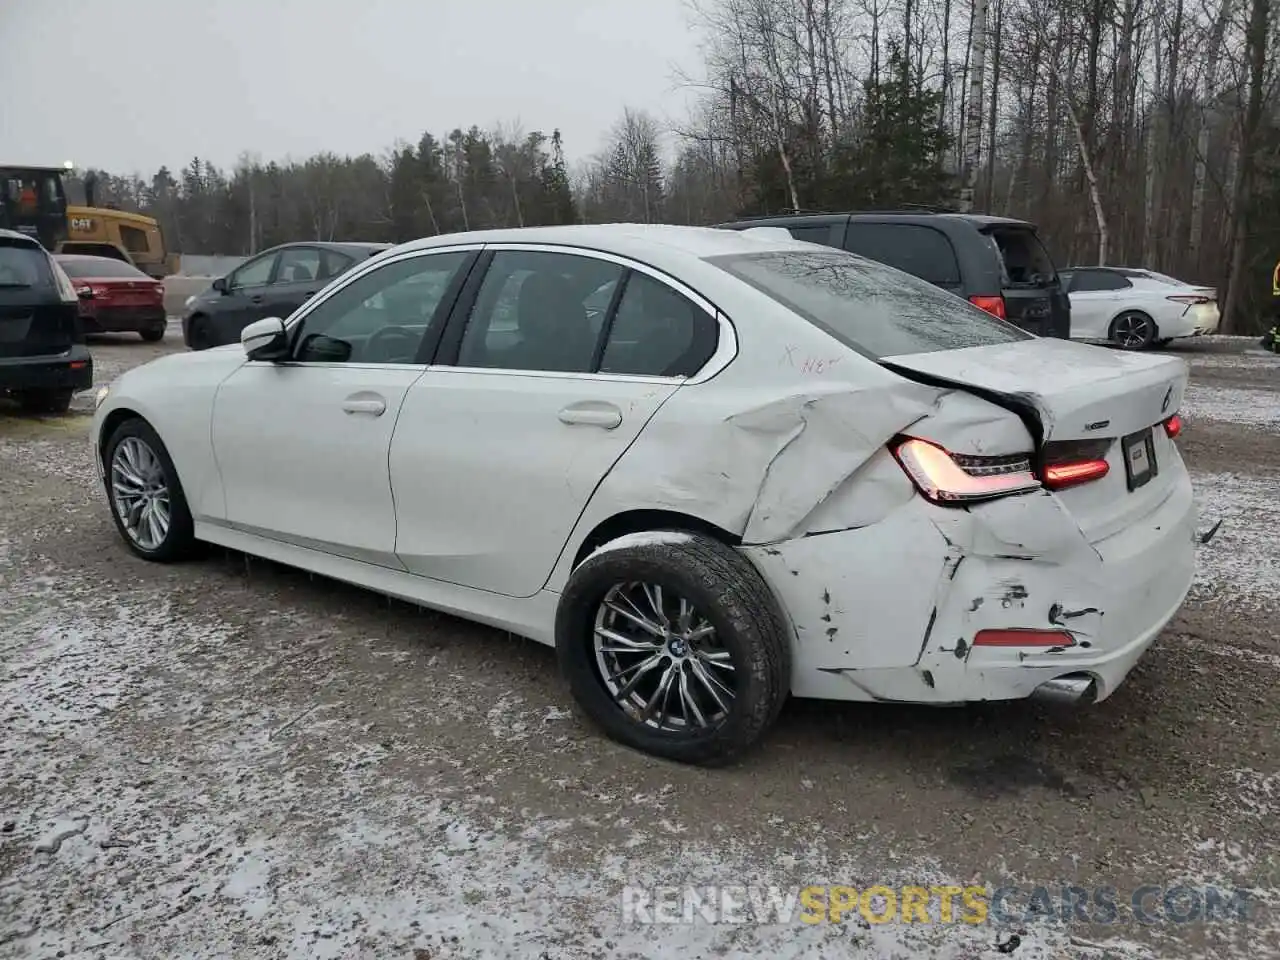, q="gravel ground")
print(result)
[1,331,1278,960]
